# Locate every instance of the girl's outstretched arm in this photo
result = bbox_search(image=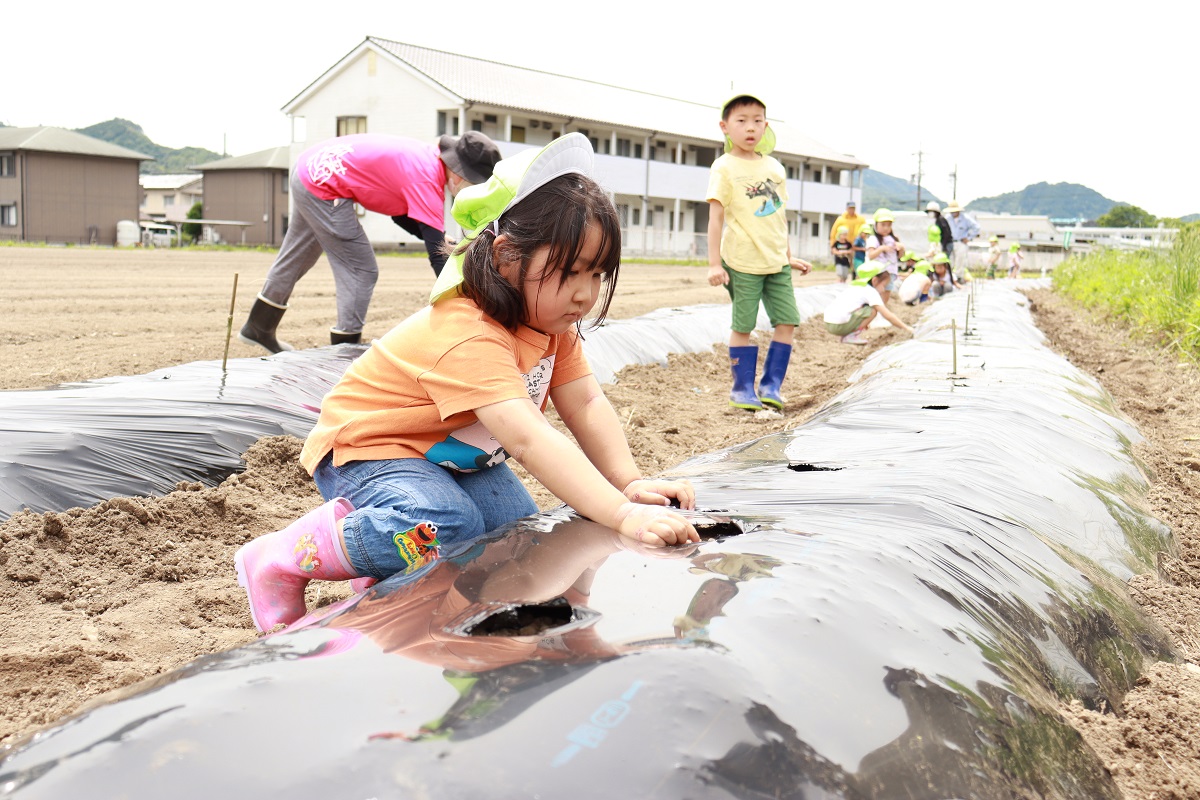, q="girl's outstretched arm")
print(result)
[474,395,698,546]
[550,375,695,510]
